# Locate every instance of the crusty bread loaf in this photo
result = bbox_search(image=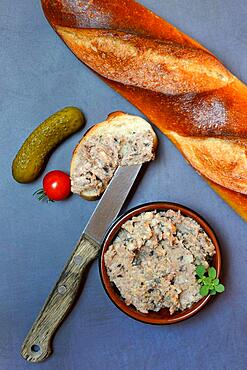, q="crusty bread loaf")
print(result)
[56,27,232,96]
[42,0,247,221]
[70,112,157,199]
